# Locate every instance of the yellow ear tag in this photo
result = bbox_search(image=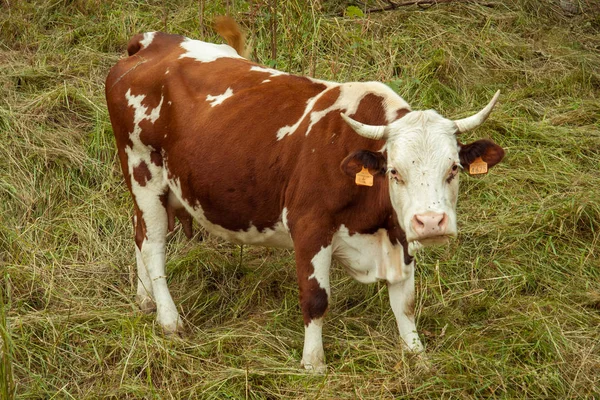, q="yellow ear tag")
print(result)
[355,166,374,187]
[469,157,488,175]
